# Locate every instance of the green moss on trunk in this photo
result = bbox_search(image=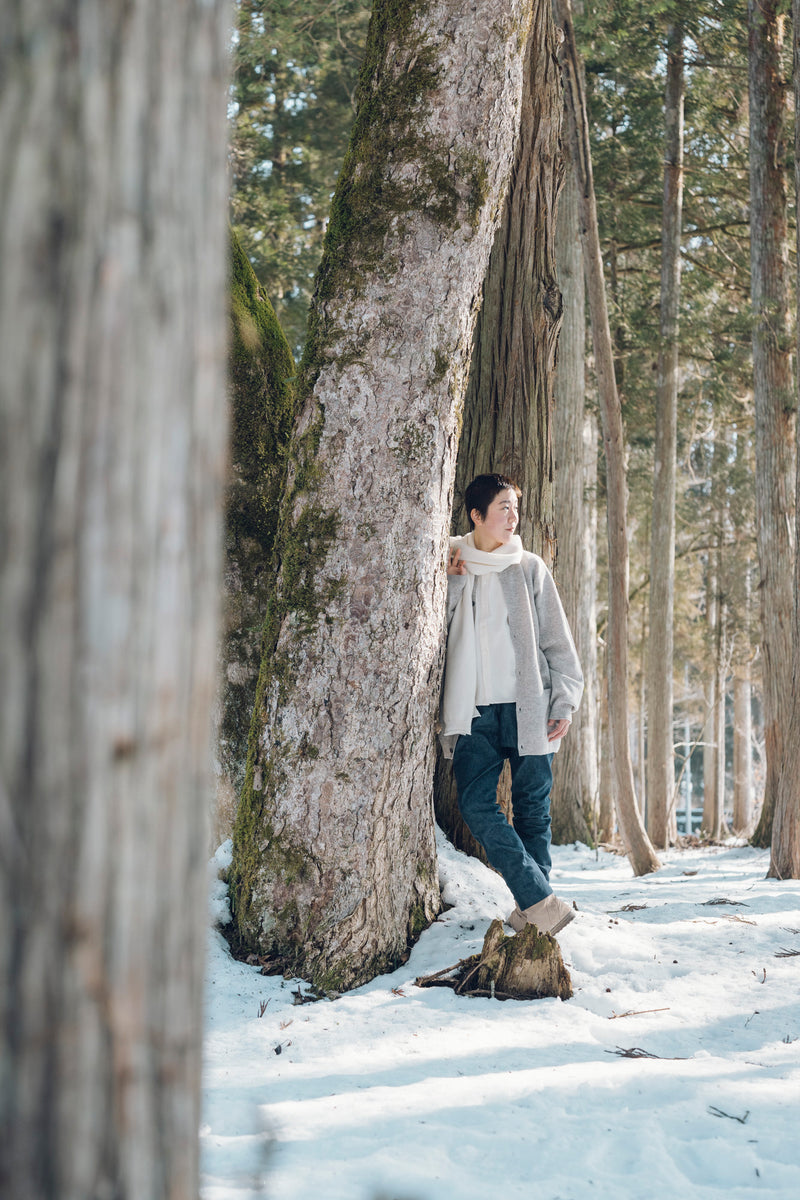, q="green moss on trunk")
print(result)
[218,231,296,826]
